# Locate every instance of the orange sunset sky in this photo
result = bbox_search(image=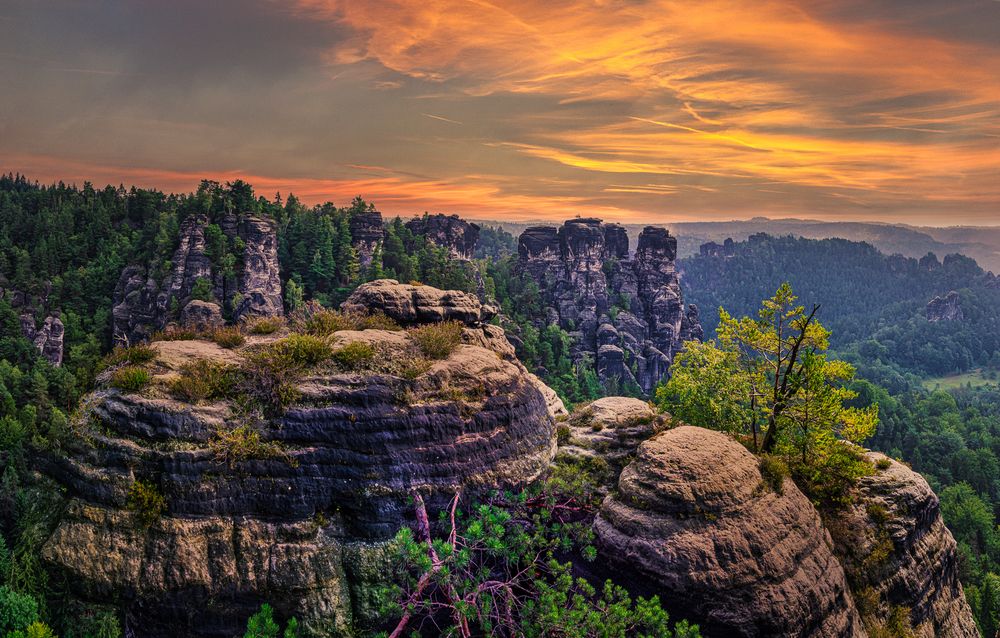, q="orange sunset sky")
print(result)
[2,0,999,224]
